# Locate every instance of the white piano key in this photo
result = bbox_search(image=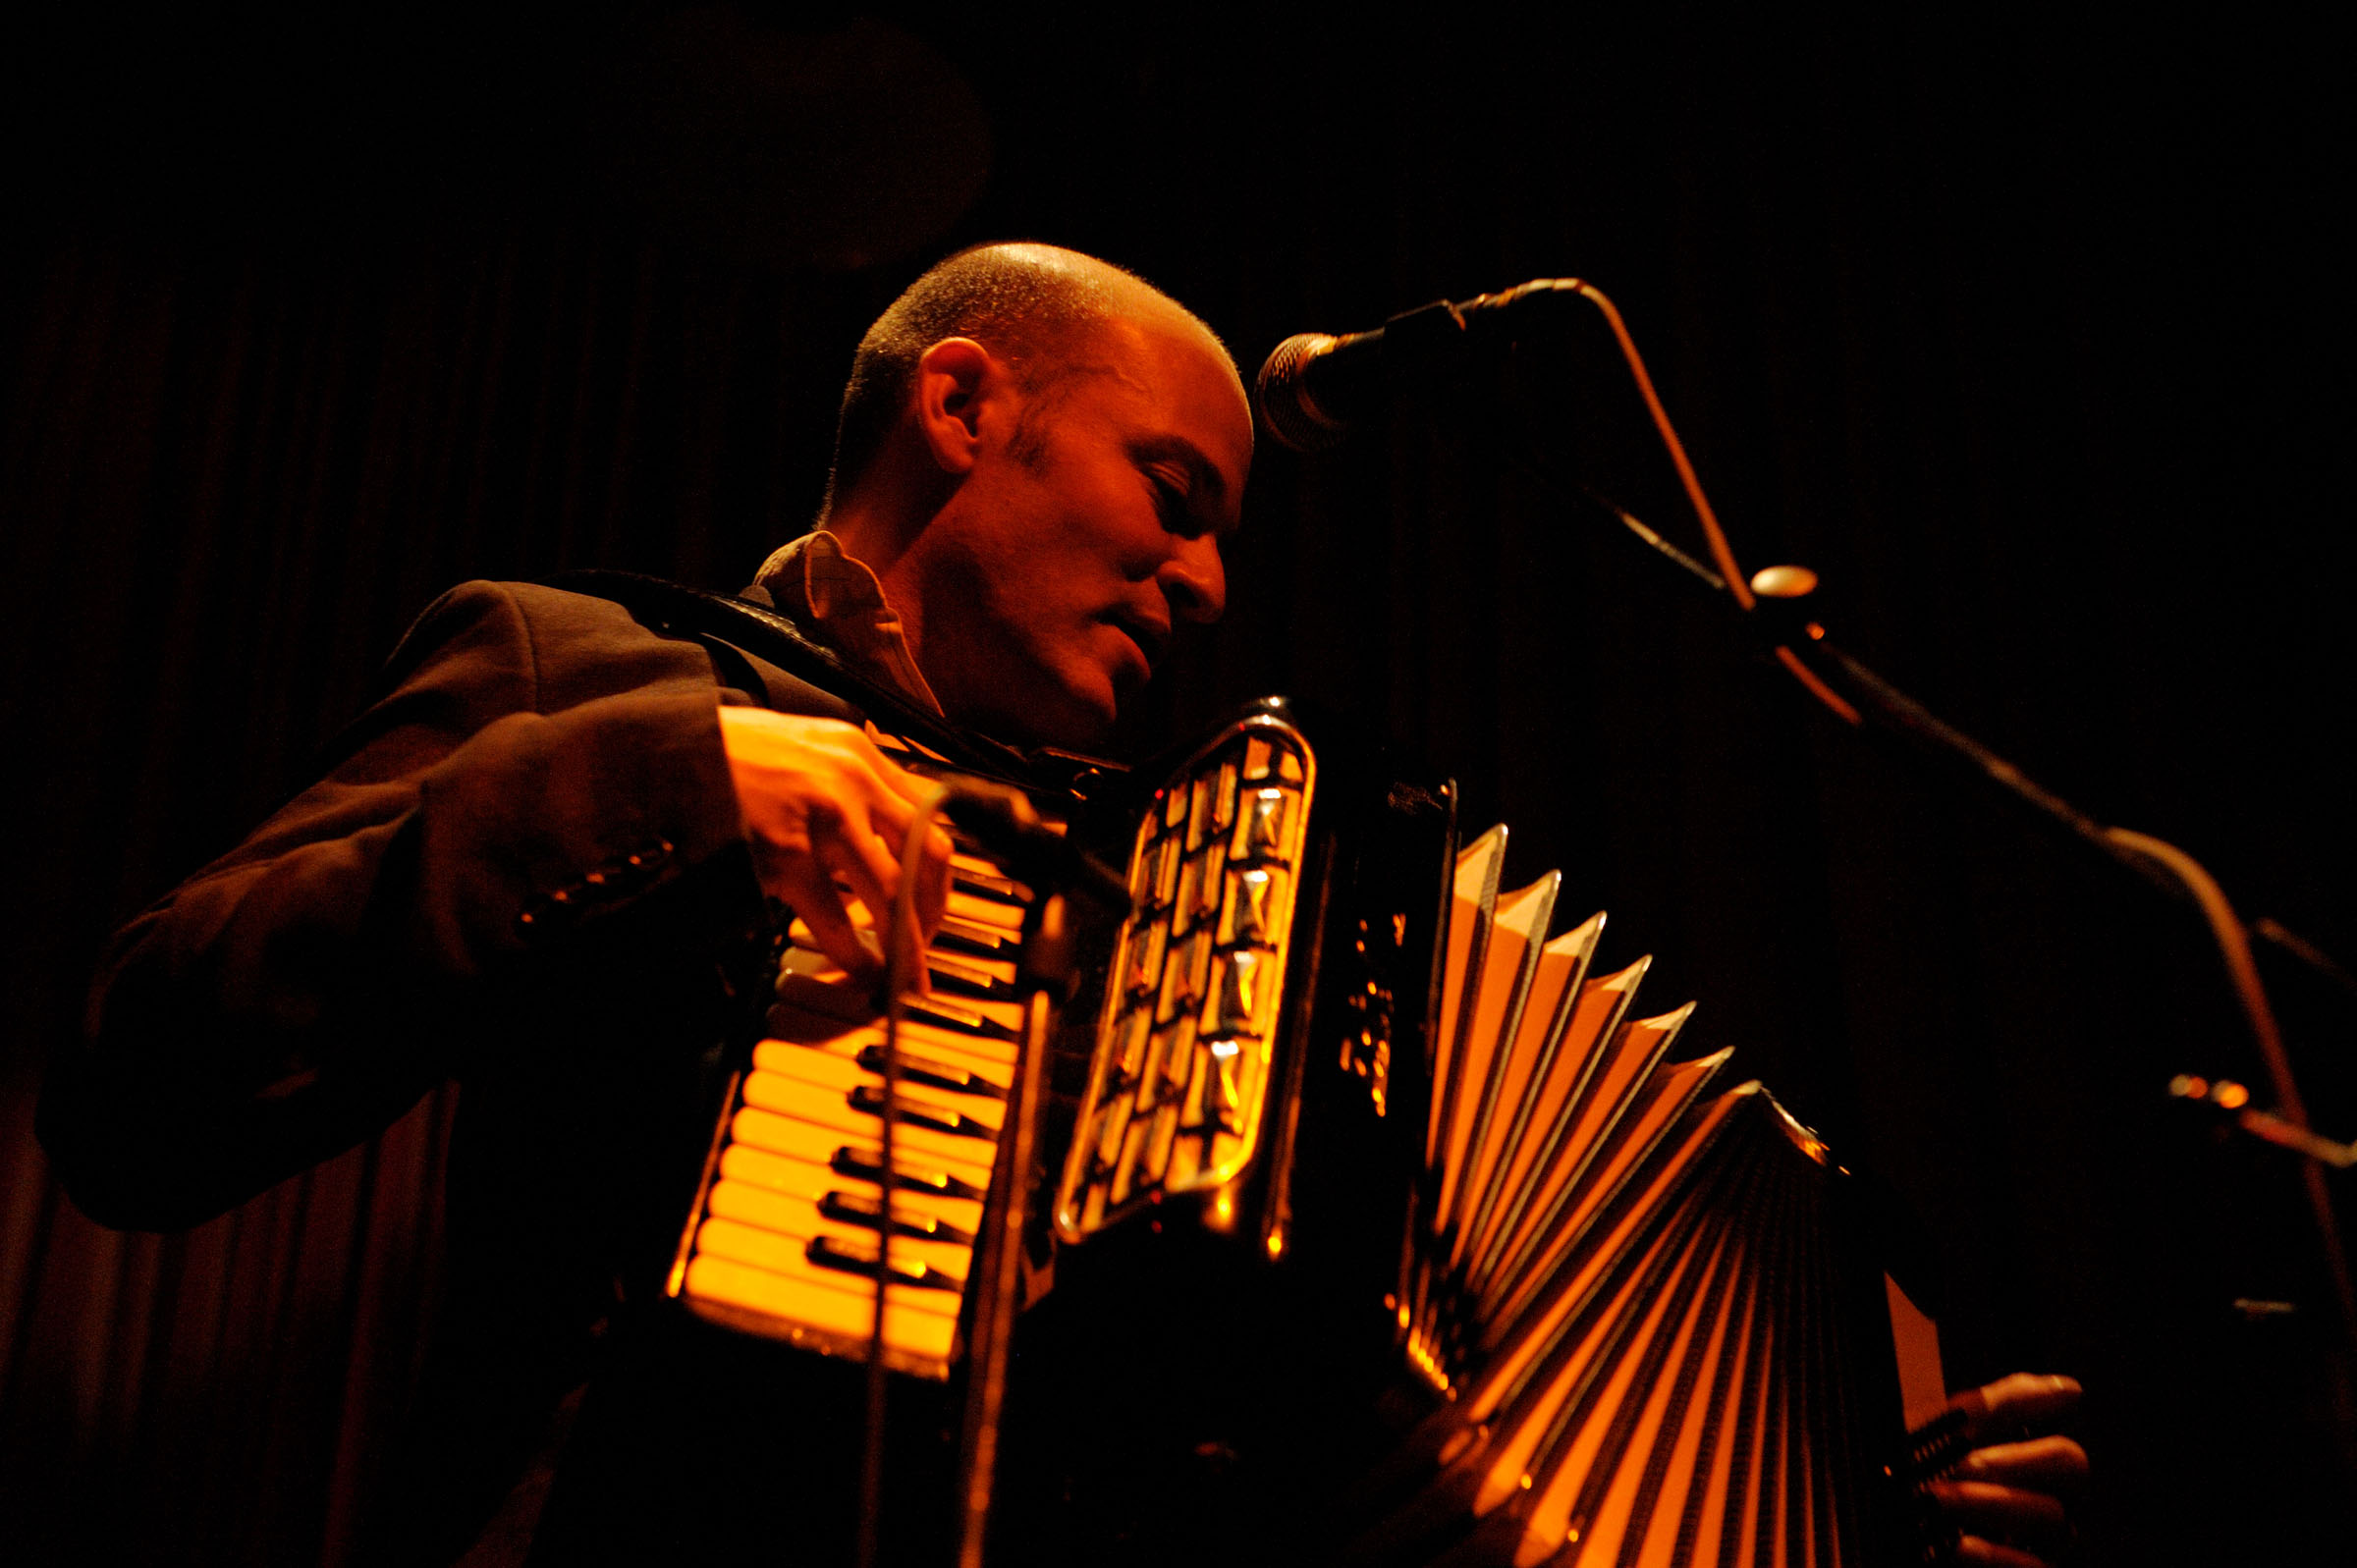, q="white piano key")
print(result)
[703,1183,974,1280]
[715,1142,986,1236]
[747,1049,1007,1137]
[727,1105,994,1194]
[756,1032,1013,1093]
[946,889,1026,931]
